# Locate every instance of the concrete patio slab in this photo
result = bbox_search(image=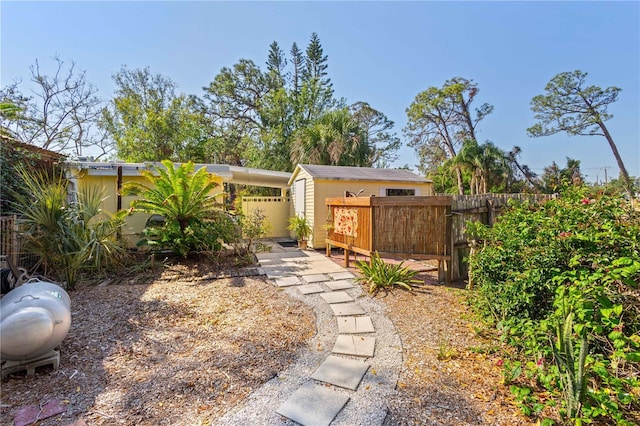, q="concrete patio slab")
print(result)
[301,274,329,283]
[337,316,375,334]
[333,335,376,357]
[325,280,355,291]
[298,284,325,295]
[256,251,308,260]
[276,382,349,426]
[274,276,301,287]
[320,291,353,304]
[329,271,356,280]
[311,355,370,390]
[330,303,366,316]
